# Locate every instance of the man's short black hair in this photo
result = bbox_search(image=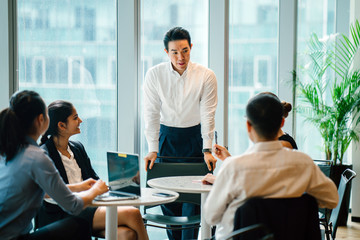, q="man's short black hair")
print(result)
[246,93,284,140]
[163,27,191,51]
